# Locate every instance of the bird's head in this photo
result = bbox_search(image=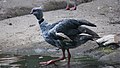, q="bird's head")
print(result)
[30,7,43,20]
